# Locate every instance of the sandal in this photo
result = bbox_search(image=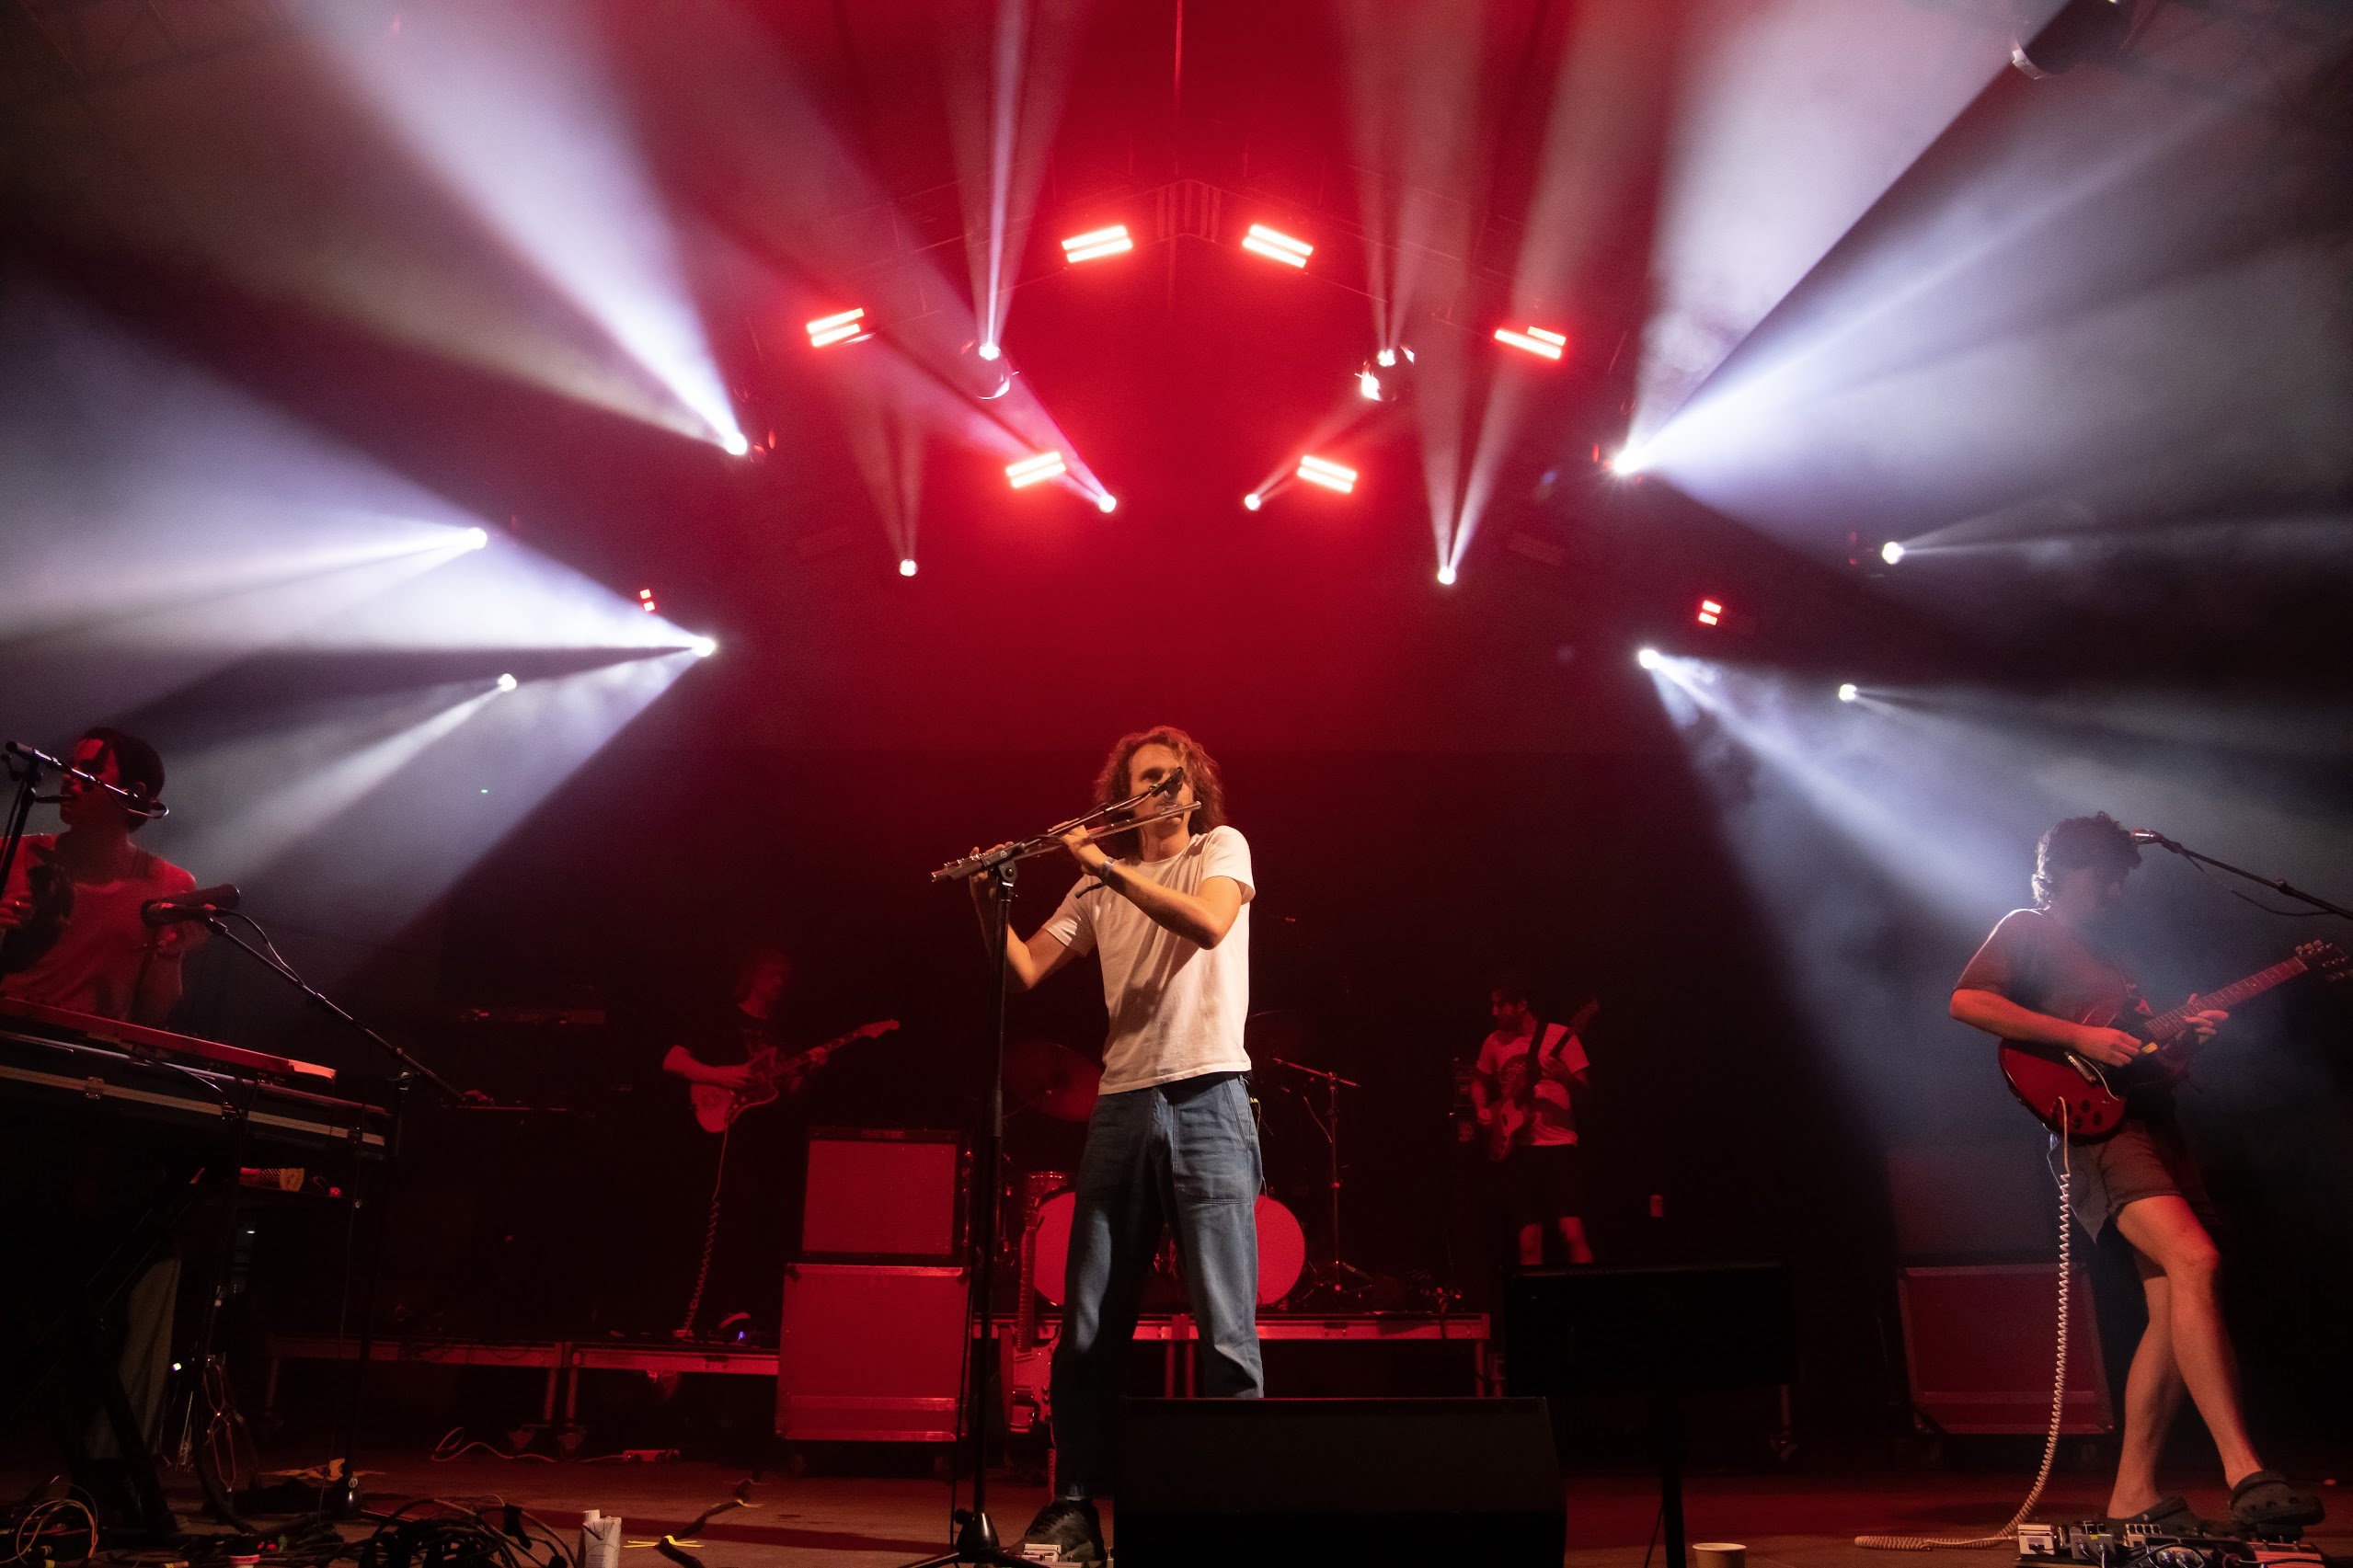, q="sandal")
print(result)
[2229,1471,2326,1536]
[2106,1497,2209,1536]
